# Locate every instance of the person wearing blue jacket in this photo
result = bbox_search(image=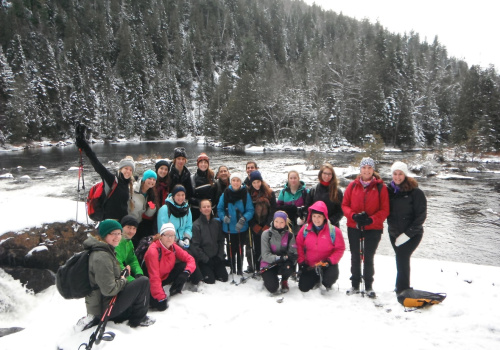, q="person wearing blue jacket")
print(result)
[217,173,254,275]
[157,185,193,250]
